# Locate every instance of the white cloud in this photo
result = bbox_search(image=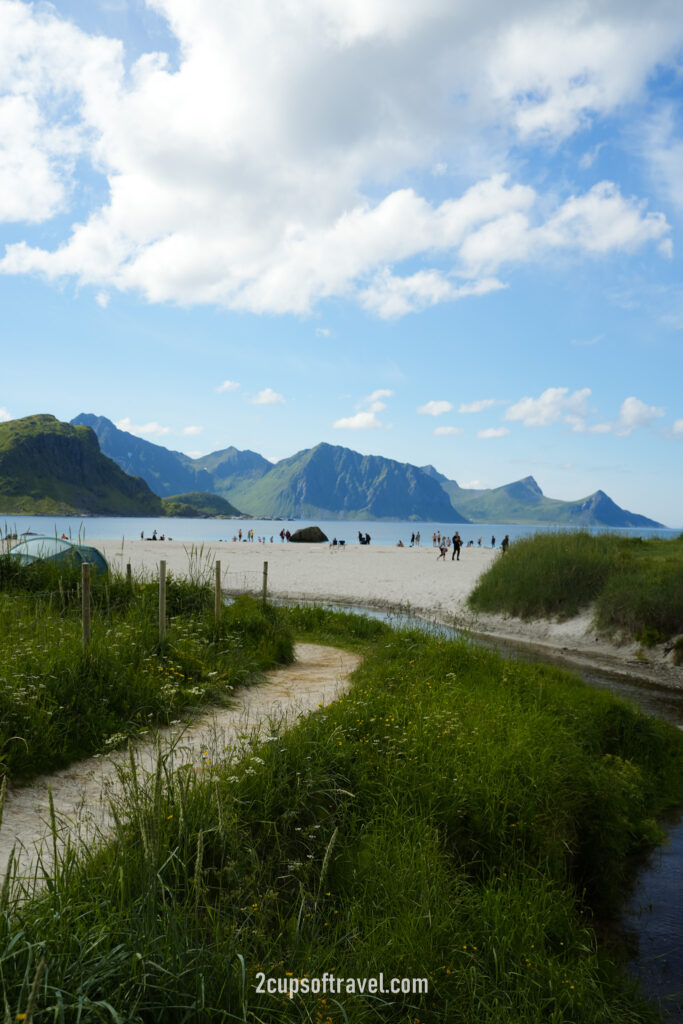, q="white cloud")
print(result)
[590,423,612,433]
[0,407,11,422]
[461,479,484,488]
[434,425,462,436]
[478,427,509,439]
[315,327,332,338]
[458,398,496,413]
[115,417,171,437]
[571,334,603,347]
[95,291,110,308]
[333,410,384,430]
[182,425,202,436]
[252,387,285,405]
[216,379,240,393]
[673,419,683,436]
[418,400,453,416]
[0,1,677,315]
[614,396,665,435]
[334,387,394,429]
[505,387,591,429]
